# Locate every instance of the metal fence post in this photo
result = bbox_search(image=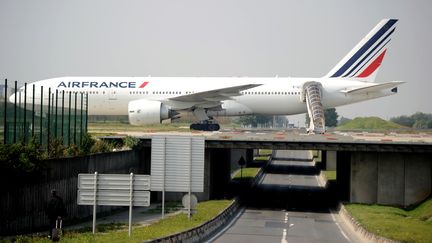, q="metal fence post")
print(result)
[47,88,51,151]
[129,172,133,237]
[32,84,35,139]
[68,91,71,146]
[74,92,77,145]
[55,90,58,137]
[92,172,98,234]
[23,83,27,143]
[13,81,17,143]
[40,86,43,145]
[80,92,83,145]
[85,93,88,133]
[61,90,64,139]
[3,79,7,144]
